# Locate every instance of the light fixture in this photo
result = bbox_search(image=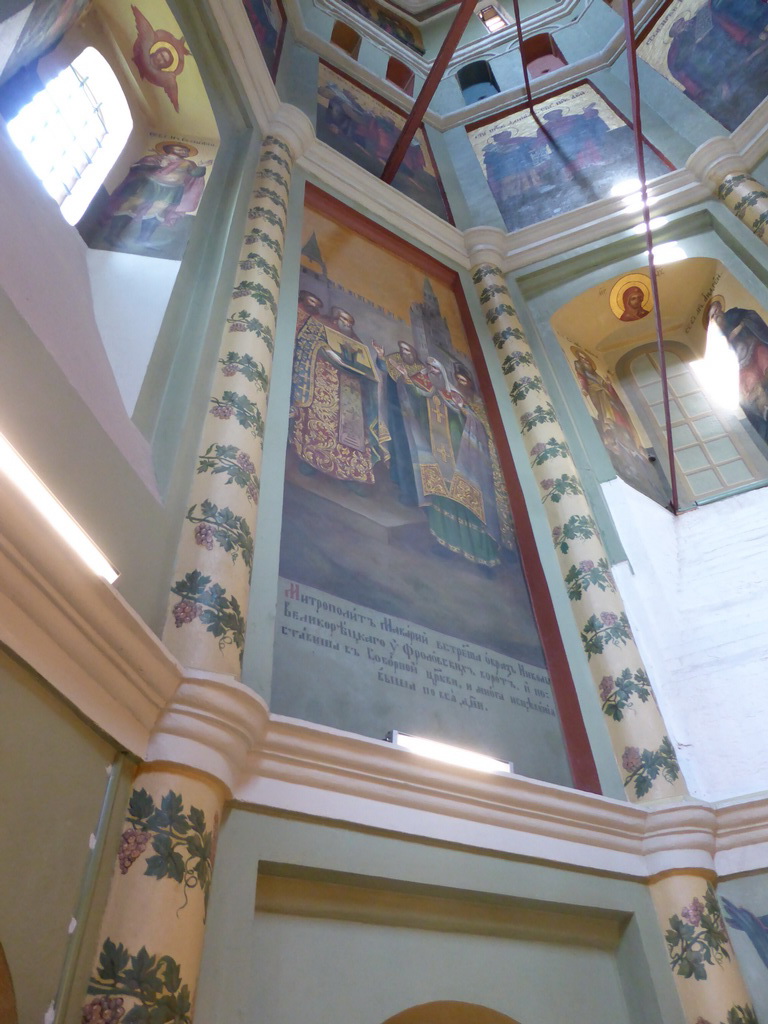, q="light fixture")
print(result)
[0,433,118,583]
[386,730,512,774]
